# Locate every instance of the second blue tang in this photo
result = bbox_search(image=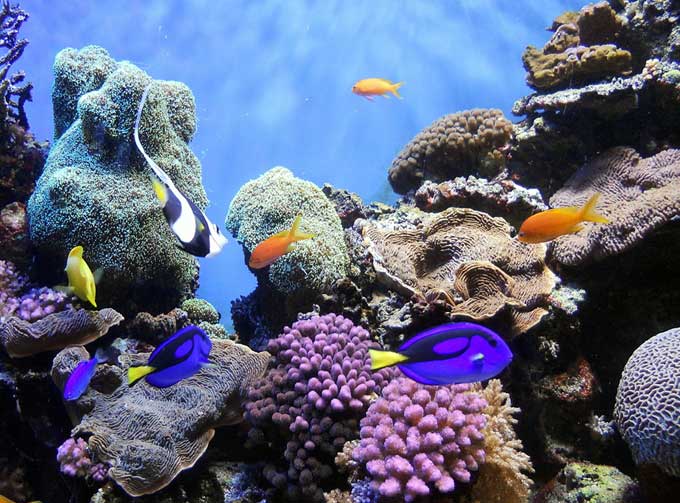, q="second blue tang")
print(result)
[128,324,212,387]
[369,322,513,385]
